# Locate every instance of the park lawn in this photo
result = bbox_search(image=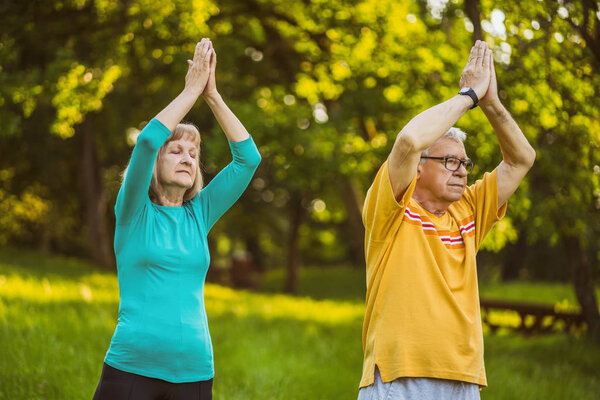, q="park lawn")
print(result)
[0,248,599,399]
[259,265,600,307]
